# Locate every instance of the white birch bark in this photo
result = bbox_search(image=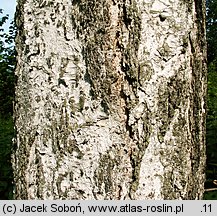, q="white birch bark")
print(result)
[13,0,207,199]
